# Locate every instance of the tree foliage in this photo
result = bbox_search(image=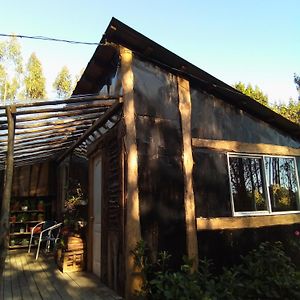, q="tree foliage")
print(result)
[234,80,300,125]
[234,81,269,106]
[273,99,300,125]
[24,53,46,99]
[294,73,300,101]
[53,65,72,98]
[132,240,300,300]
[0,36,23,103]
